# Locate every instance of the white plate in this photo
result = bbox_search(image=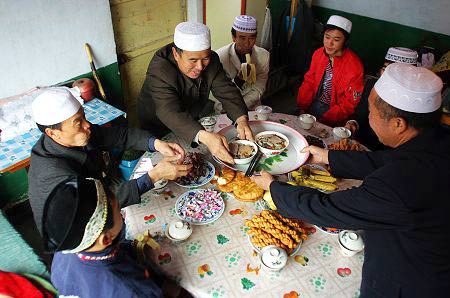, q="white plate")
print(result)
[216,121,309,175]
[247,234,302,256]
[174,161,215,188]
[175,189,225,225]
